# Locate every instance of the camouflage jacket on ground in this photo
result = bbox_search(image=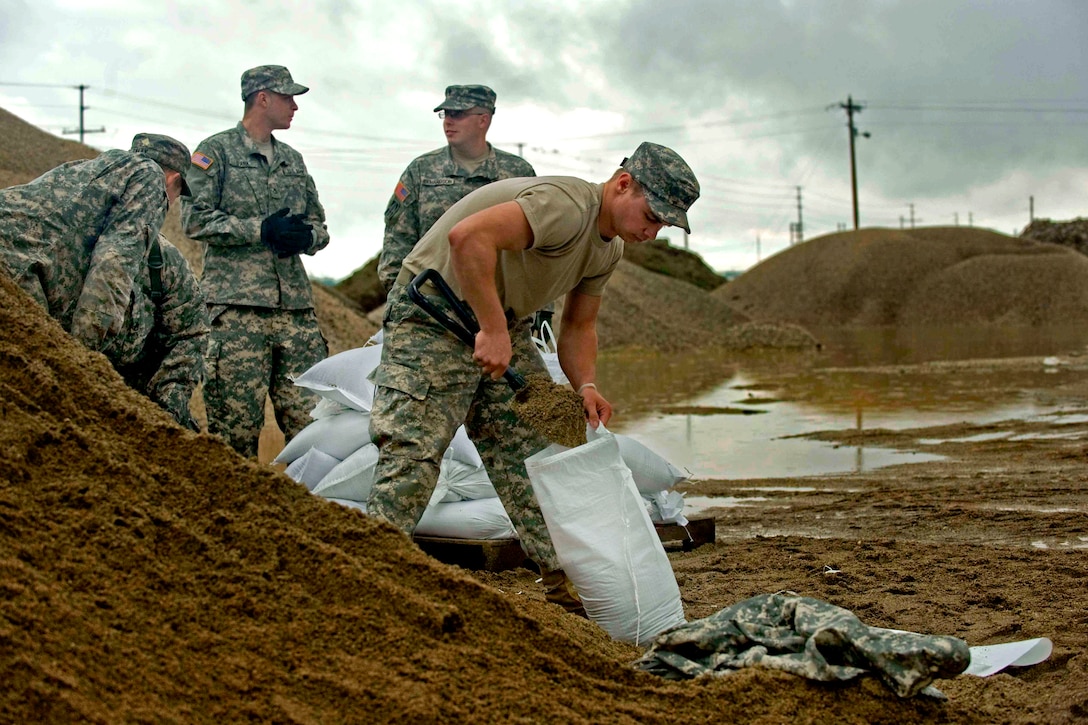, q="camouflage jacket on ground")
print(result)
[111,235,208,430]
[0,150,168,350]
[635,591,970,698]
[181,123,329,309]
[378,144,535,291]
